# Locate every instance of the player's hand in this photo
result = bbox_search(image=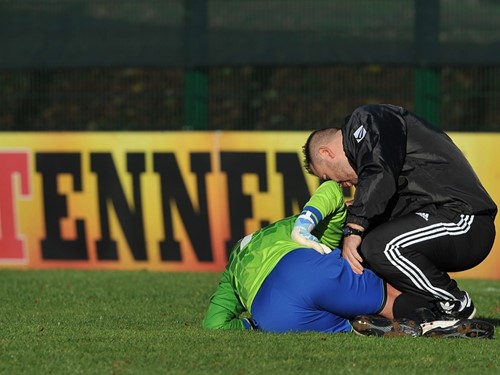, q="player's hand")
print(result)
[342,235,364,274]
[291,226,332,254]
